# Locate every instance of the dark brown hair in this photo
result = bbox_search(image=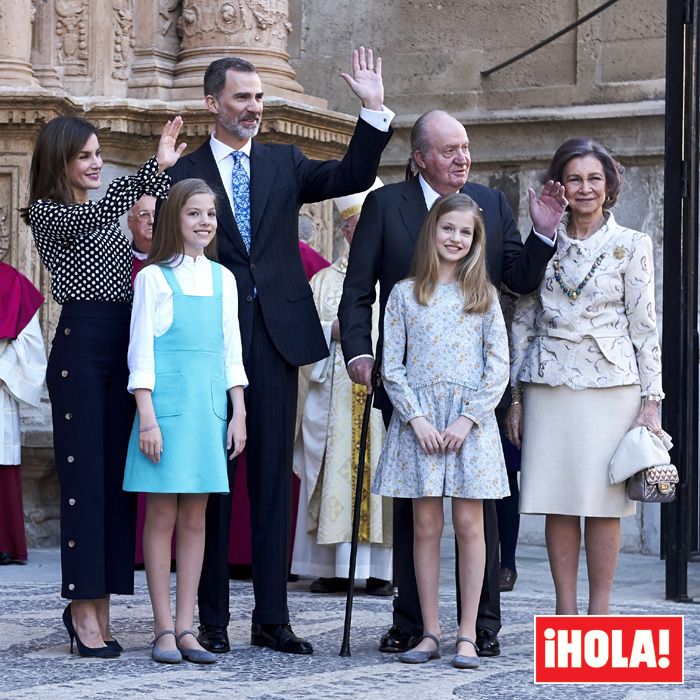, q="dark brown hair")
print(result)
[410,193,493,314]
[21,116,99,223]
[147,179,218,266]
[204,57,258,98]
[545,138,625,208]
